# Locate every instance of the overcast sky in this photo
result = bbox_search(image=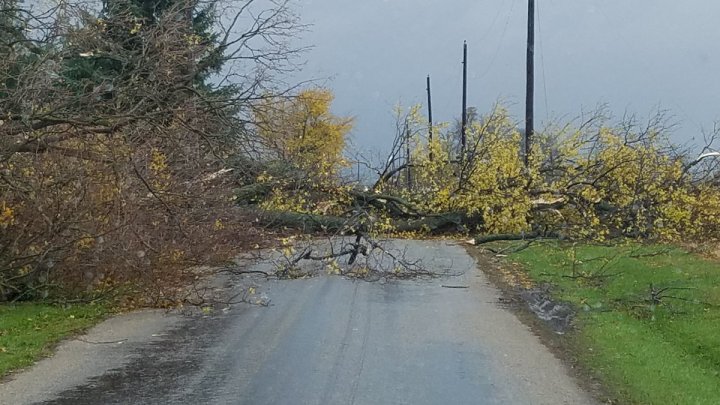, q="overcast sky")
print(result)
[292,0,720,155]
